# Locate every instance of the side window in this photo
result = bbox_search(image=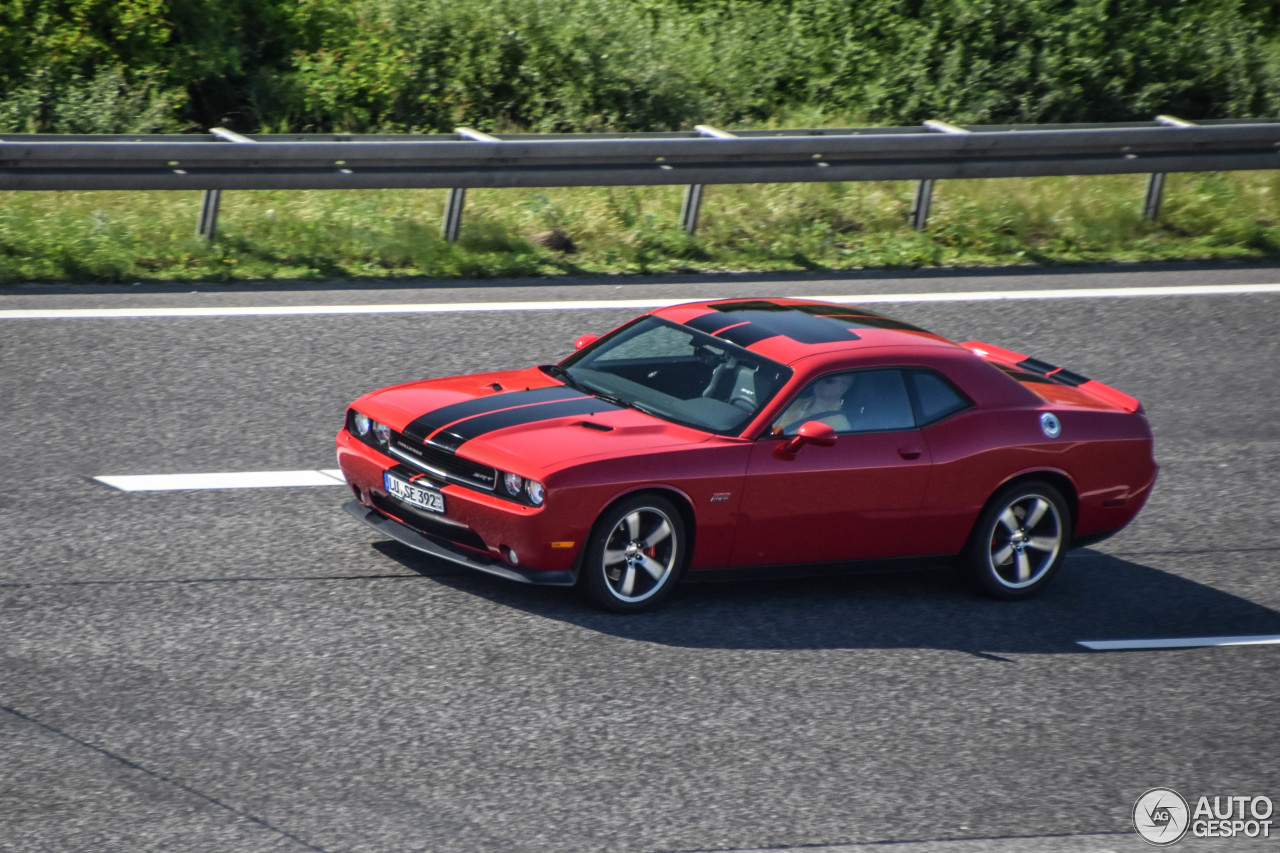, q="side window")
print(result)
[770,368,915,435]
[844,369,915,432]
[907,369,971,426]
